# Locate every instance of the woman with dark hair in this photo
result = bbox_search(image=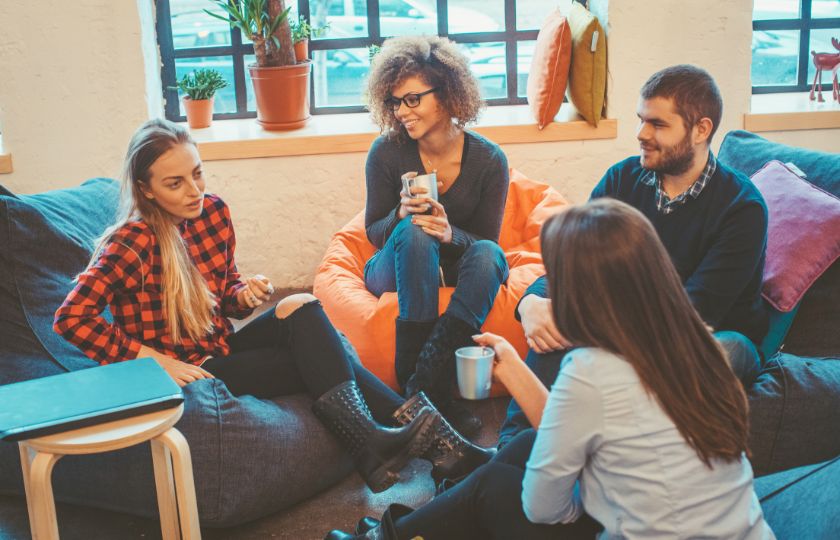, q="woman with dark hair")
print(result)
[53,118,492,494]
[364,35,509,440]
[328,199,773,539]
